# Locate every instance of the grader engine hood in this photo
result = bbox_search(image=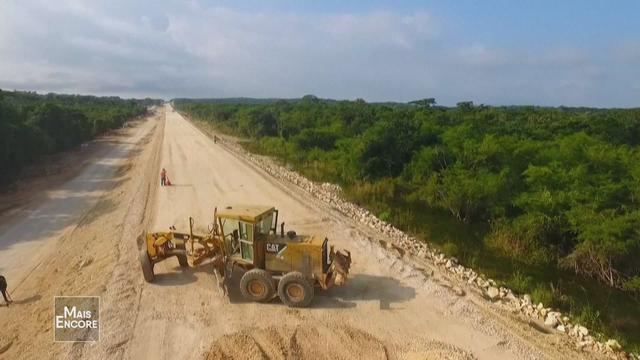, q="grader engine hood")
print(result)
[263,234,351,289]
[263,234,316,273]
